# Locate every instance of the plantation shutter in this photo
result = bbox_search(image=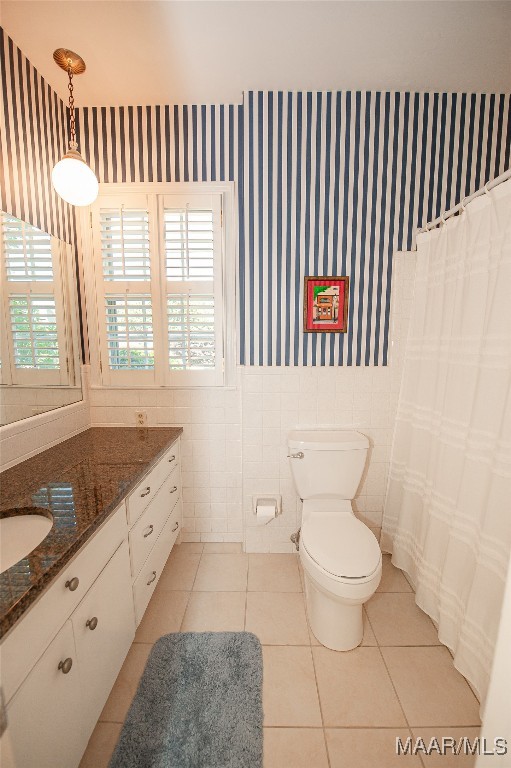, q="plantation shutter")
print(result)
[92,195,158,385]
[91,190,224,387]
[0,213,69,386]
[163,194,224,386]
